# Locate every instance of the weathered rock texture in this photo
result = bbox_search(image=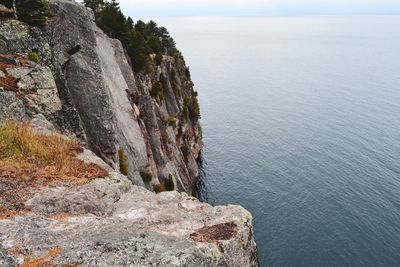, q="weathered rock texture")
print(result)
[0,1,260,266]
[48,0,202,193]
[0,150,258,266]
[0,0,202,194]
